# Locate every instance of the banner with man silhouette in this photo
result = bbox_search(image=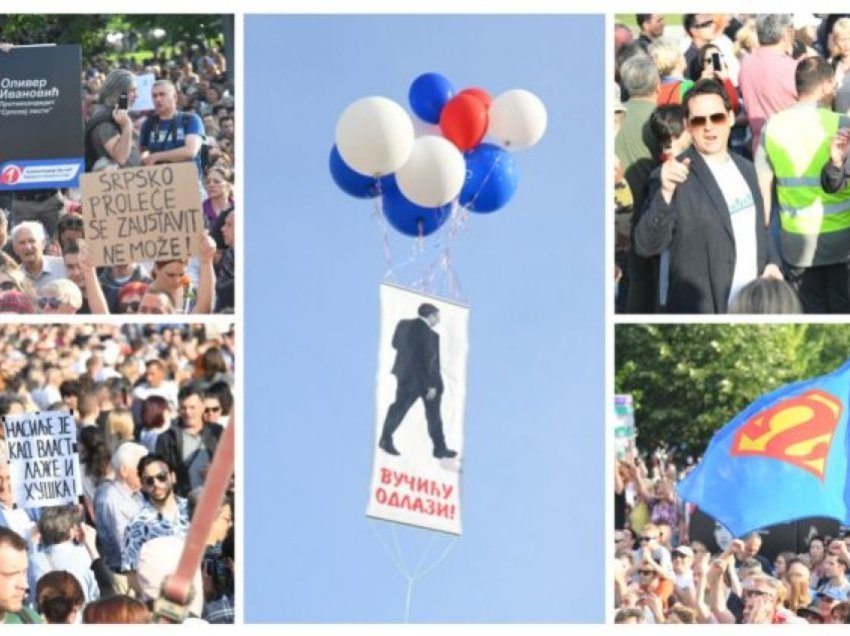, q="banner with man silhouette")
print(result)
[367,283,468,535]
